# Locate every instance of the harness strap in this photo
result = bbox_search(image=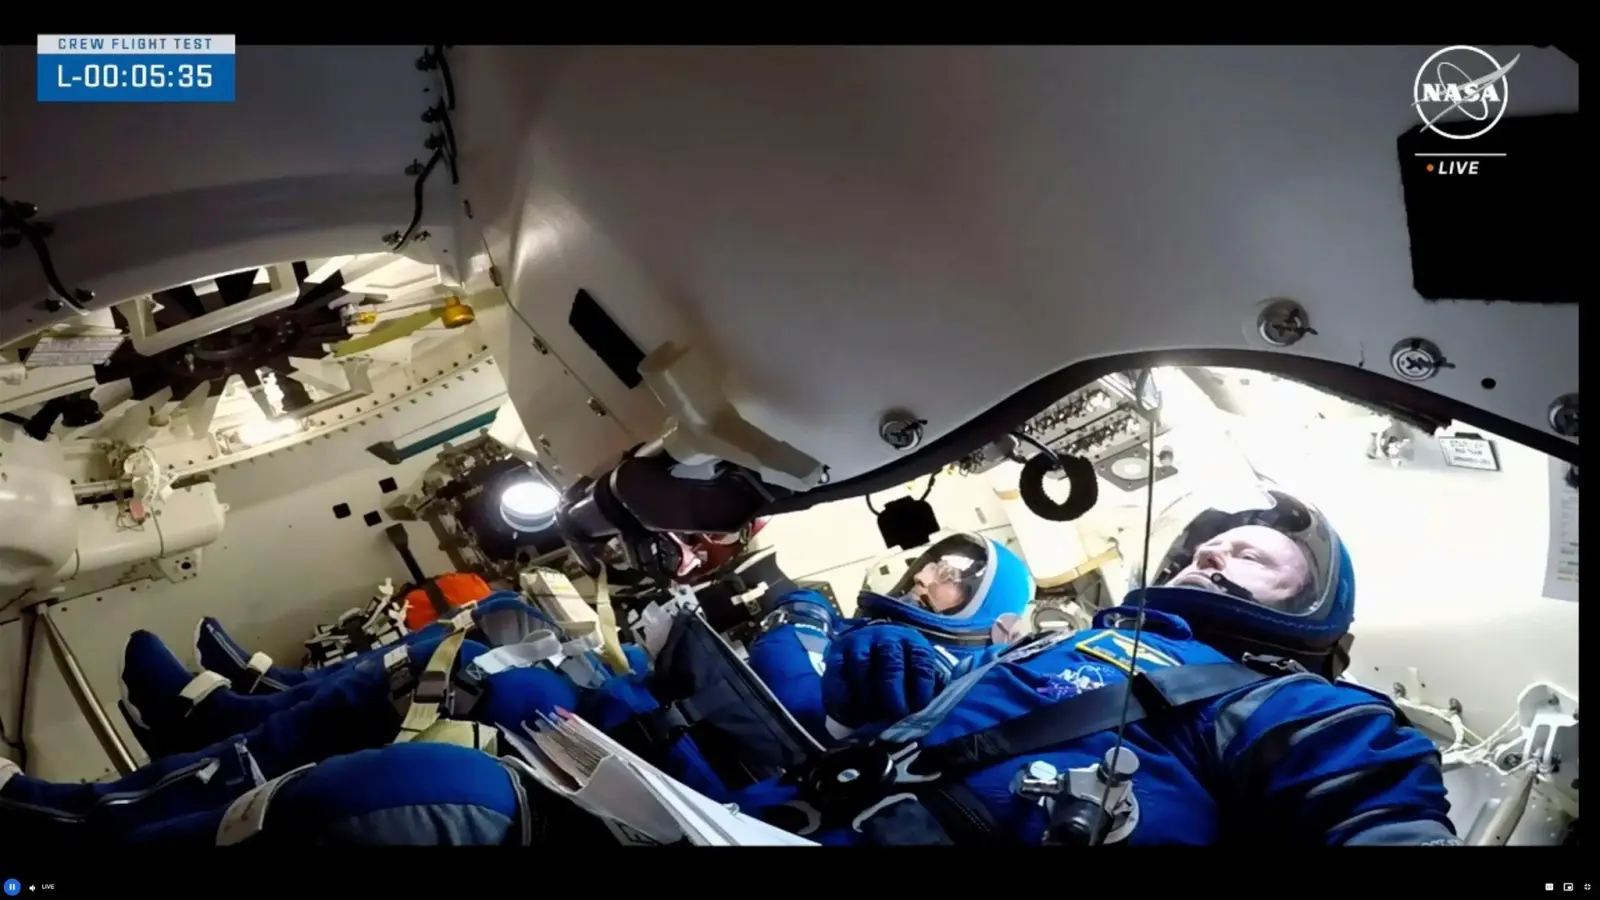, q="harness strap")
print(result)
[612,680,742,751]
[393,630,469,743]
[799,656,1307,819]
[409,719,500,754]
[592,570,632,674]
[179,671,230,707]
[421,579,451,617]
[859,618,993,648]
[907,661,1280,779]
[760,600,835,637]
